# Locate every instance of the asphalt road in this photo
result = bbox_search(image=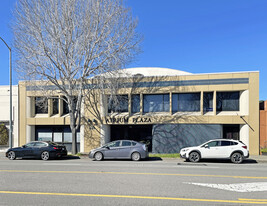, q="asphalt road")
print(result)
[0,157,267,206]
